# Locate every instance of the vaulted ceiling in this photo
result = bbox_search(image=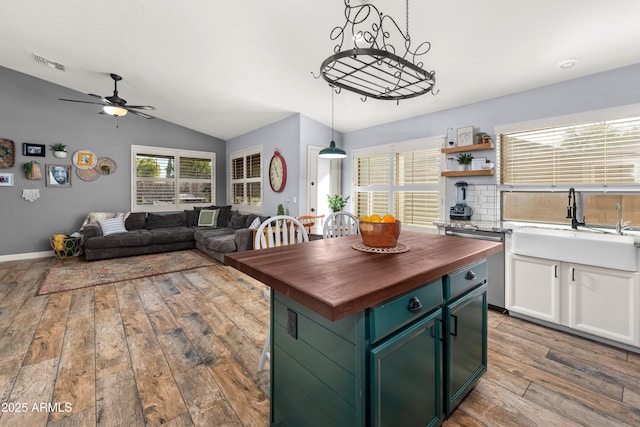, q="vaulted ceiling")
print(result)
[2,1,640,140]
